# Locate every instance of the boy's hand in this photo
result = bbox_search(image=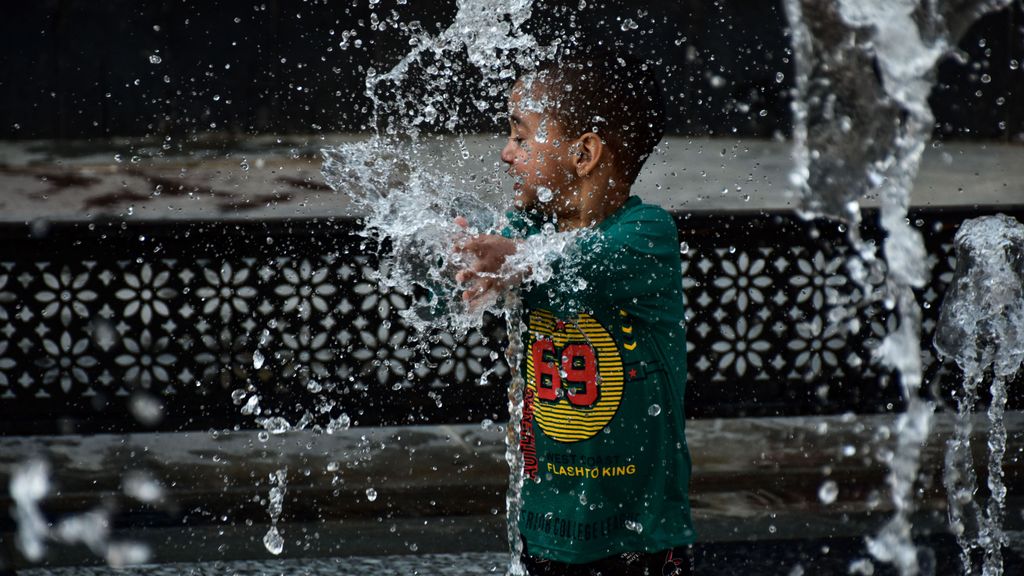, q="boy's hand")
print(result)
[453,217,518,307]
